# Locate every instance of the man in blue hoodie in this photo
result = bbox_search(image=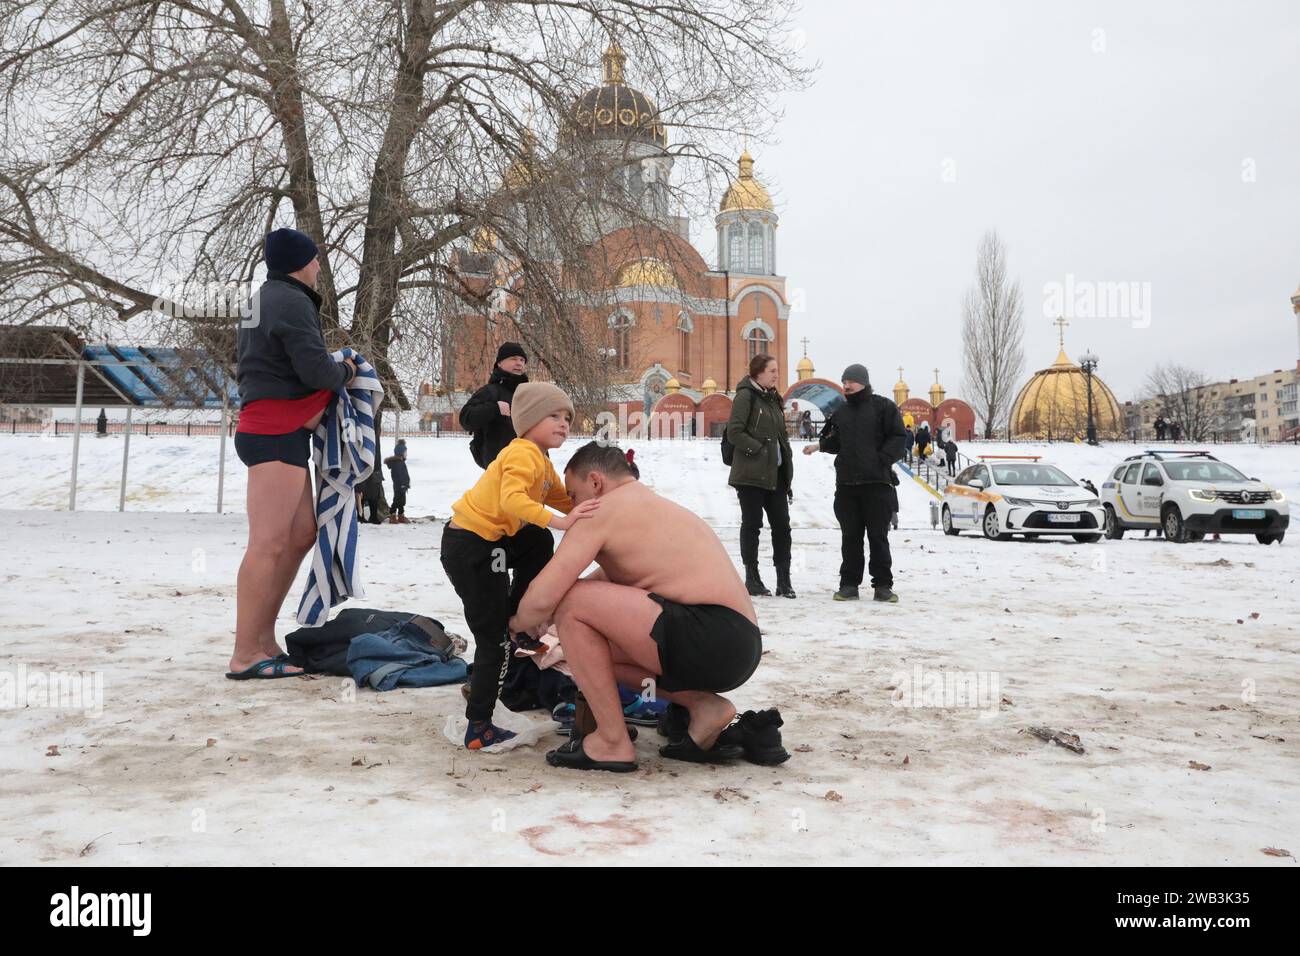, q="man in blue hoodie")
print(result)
[803,364,907,603]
